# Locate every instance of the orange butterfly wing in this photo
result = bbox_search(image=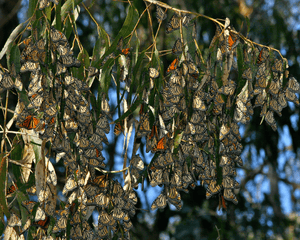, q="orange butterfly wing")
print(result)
[153,137,166,151]
[166,59,178,73]
[257,49,263,64]
[228,34,236,50]
[149,125,158,140]
[34,216,50,229]
[7,184,17,195]
[114,122,123,136]
[19,116,40,129]
[95,148,100,158]
[122,48,130,55]
[30,117,40,129]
